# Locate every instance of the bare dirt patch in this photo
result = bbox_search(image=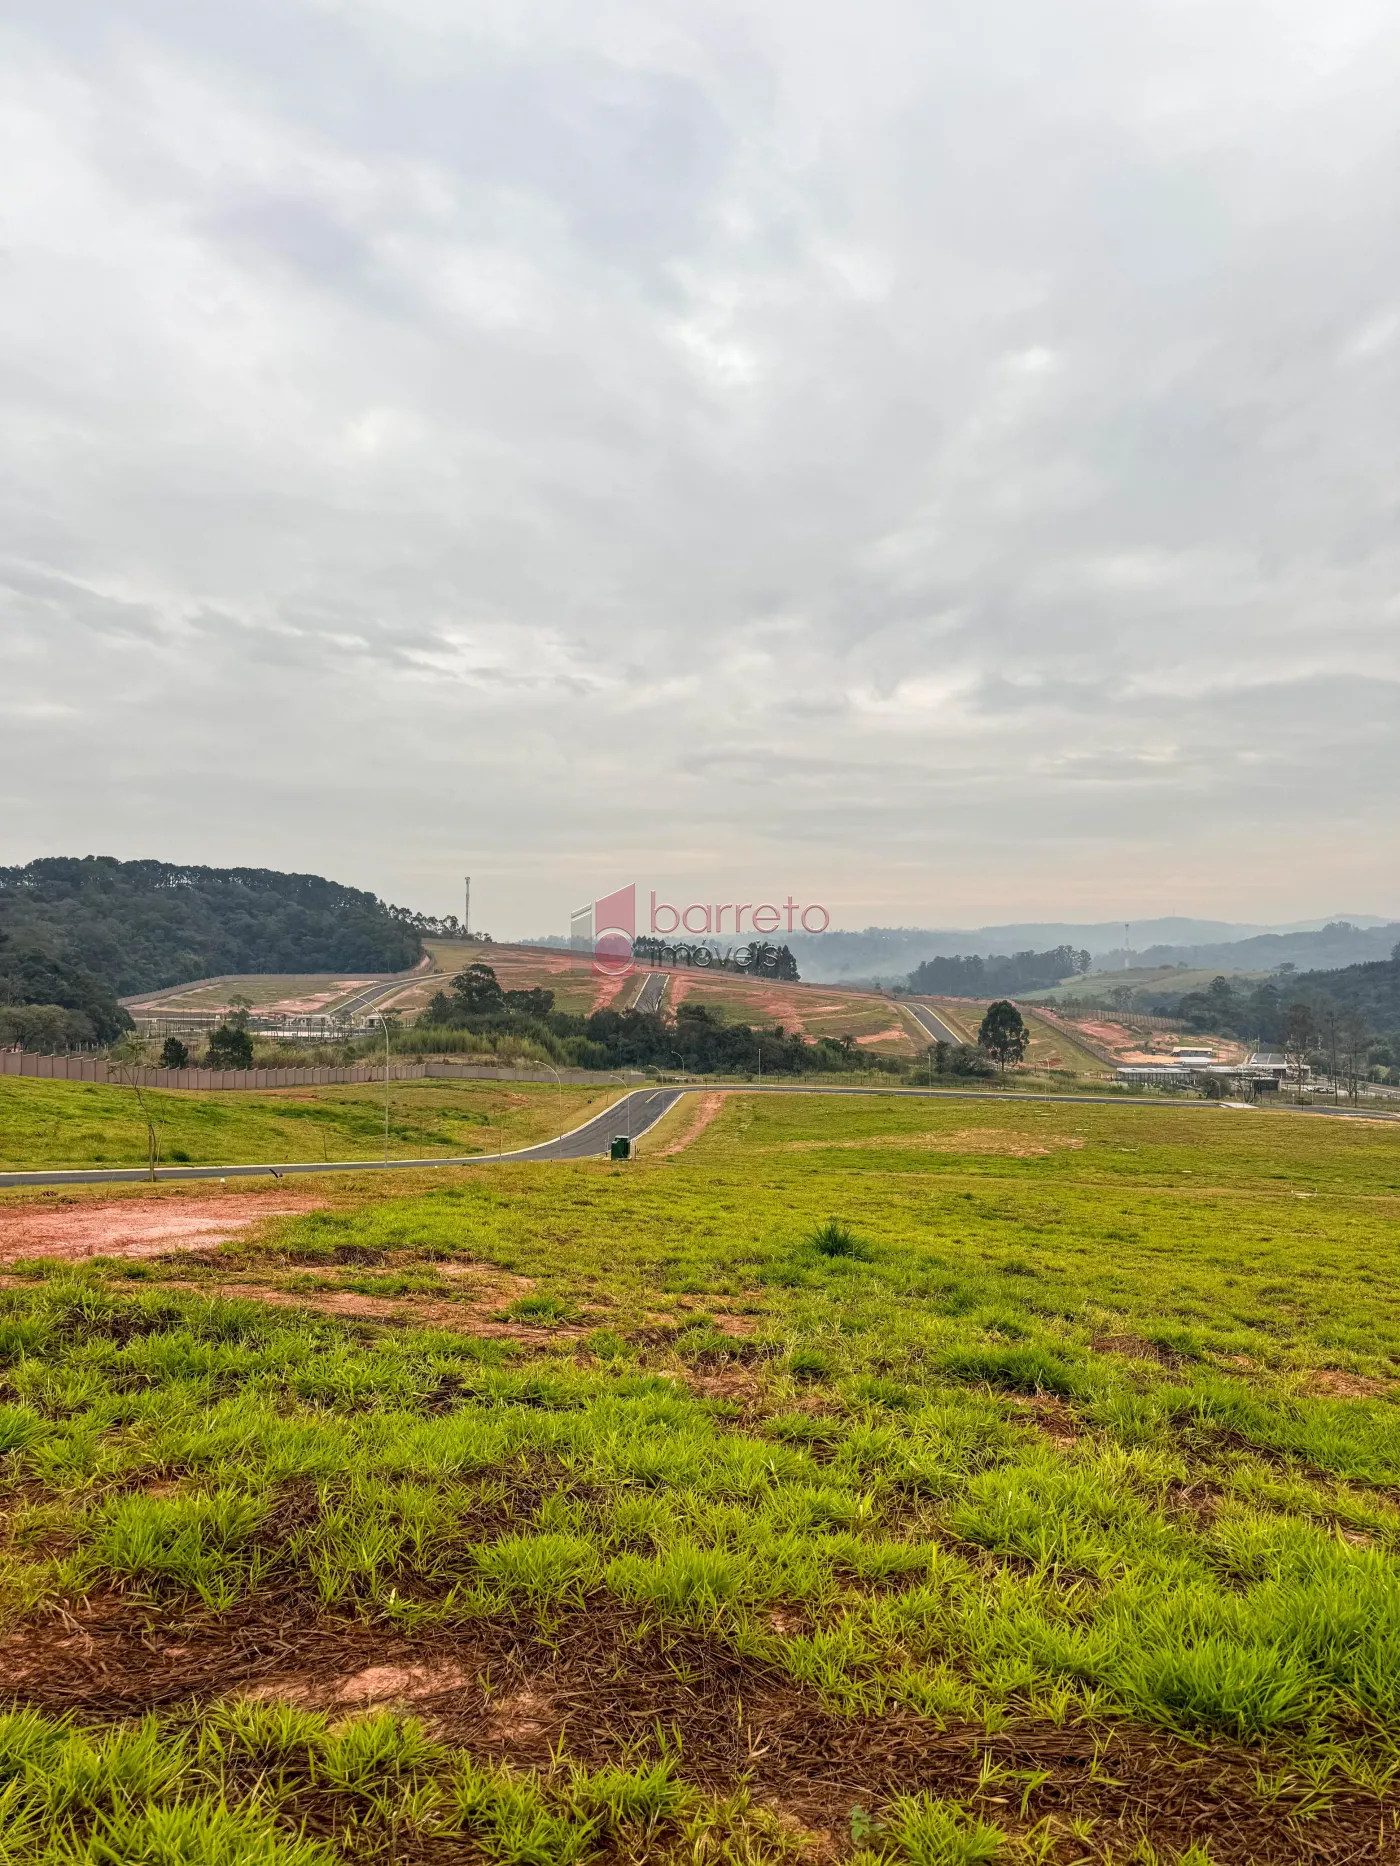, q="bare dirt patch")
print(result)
[655,1092,726,1157]
[1008,1394,1083,1450]
[0,1194,325,1265]
[1309,1368,1396,1400]
[171,1279,590,1344]
[1,1599,1390,1864]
